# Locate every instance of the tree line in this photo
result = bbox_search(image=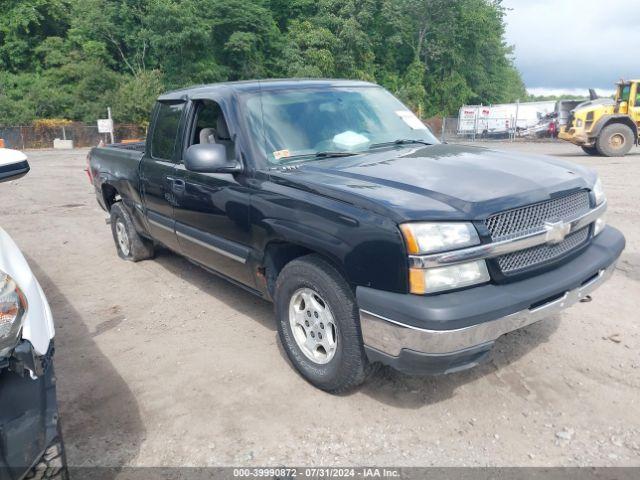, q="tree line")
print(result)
[0,0,526,126]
